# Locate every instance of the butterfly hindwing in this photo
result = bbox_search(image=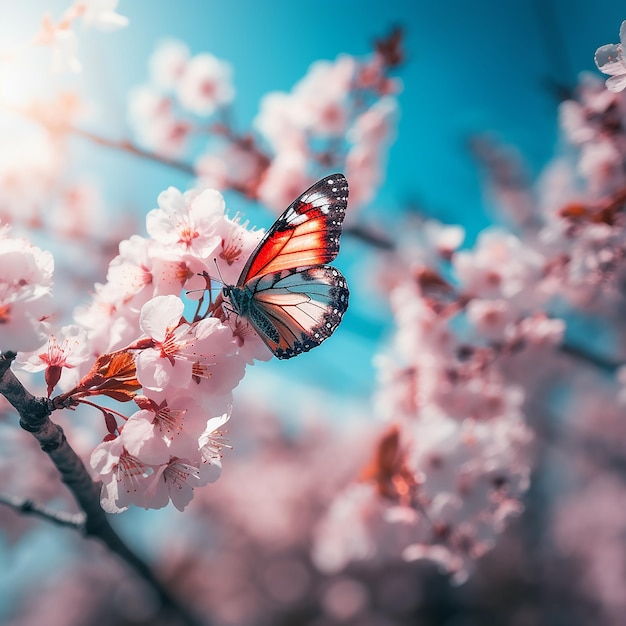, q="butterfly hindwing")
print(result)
[245,266,349,359]
[238,174,349,285]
